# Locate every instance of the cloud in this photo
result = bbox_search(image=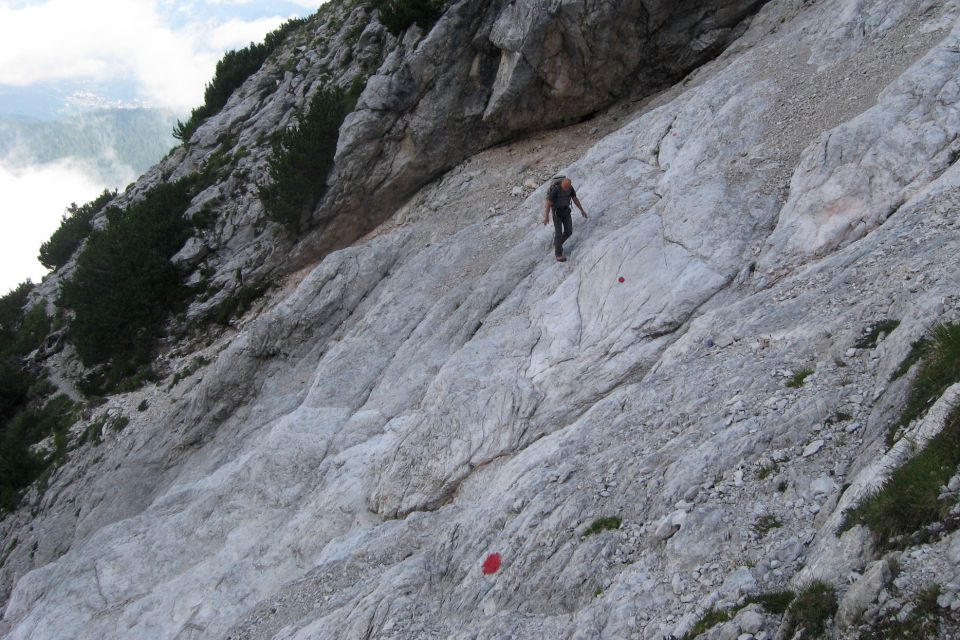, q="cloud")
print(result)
[0,0,305,112]
[0,157,106,292]
[210,16,292,49]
